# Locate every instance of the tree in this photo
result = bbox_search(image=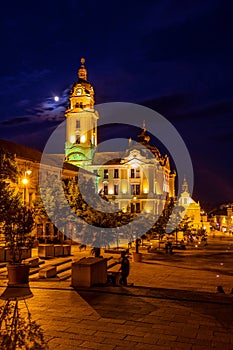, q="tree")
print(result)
[0,148,35,263]
[0,147,20,226]
[4,206,34,263]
